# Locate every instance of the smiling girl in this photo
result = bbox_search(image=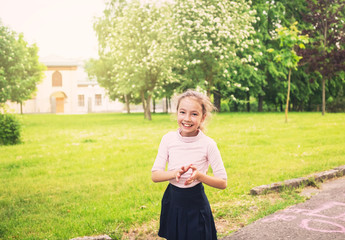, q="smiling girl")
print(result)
[151,90,227,240]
